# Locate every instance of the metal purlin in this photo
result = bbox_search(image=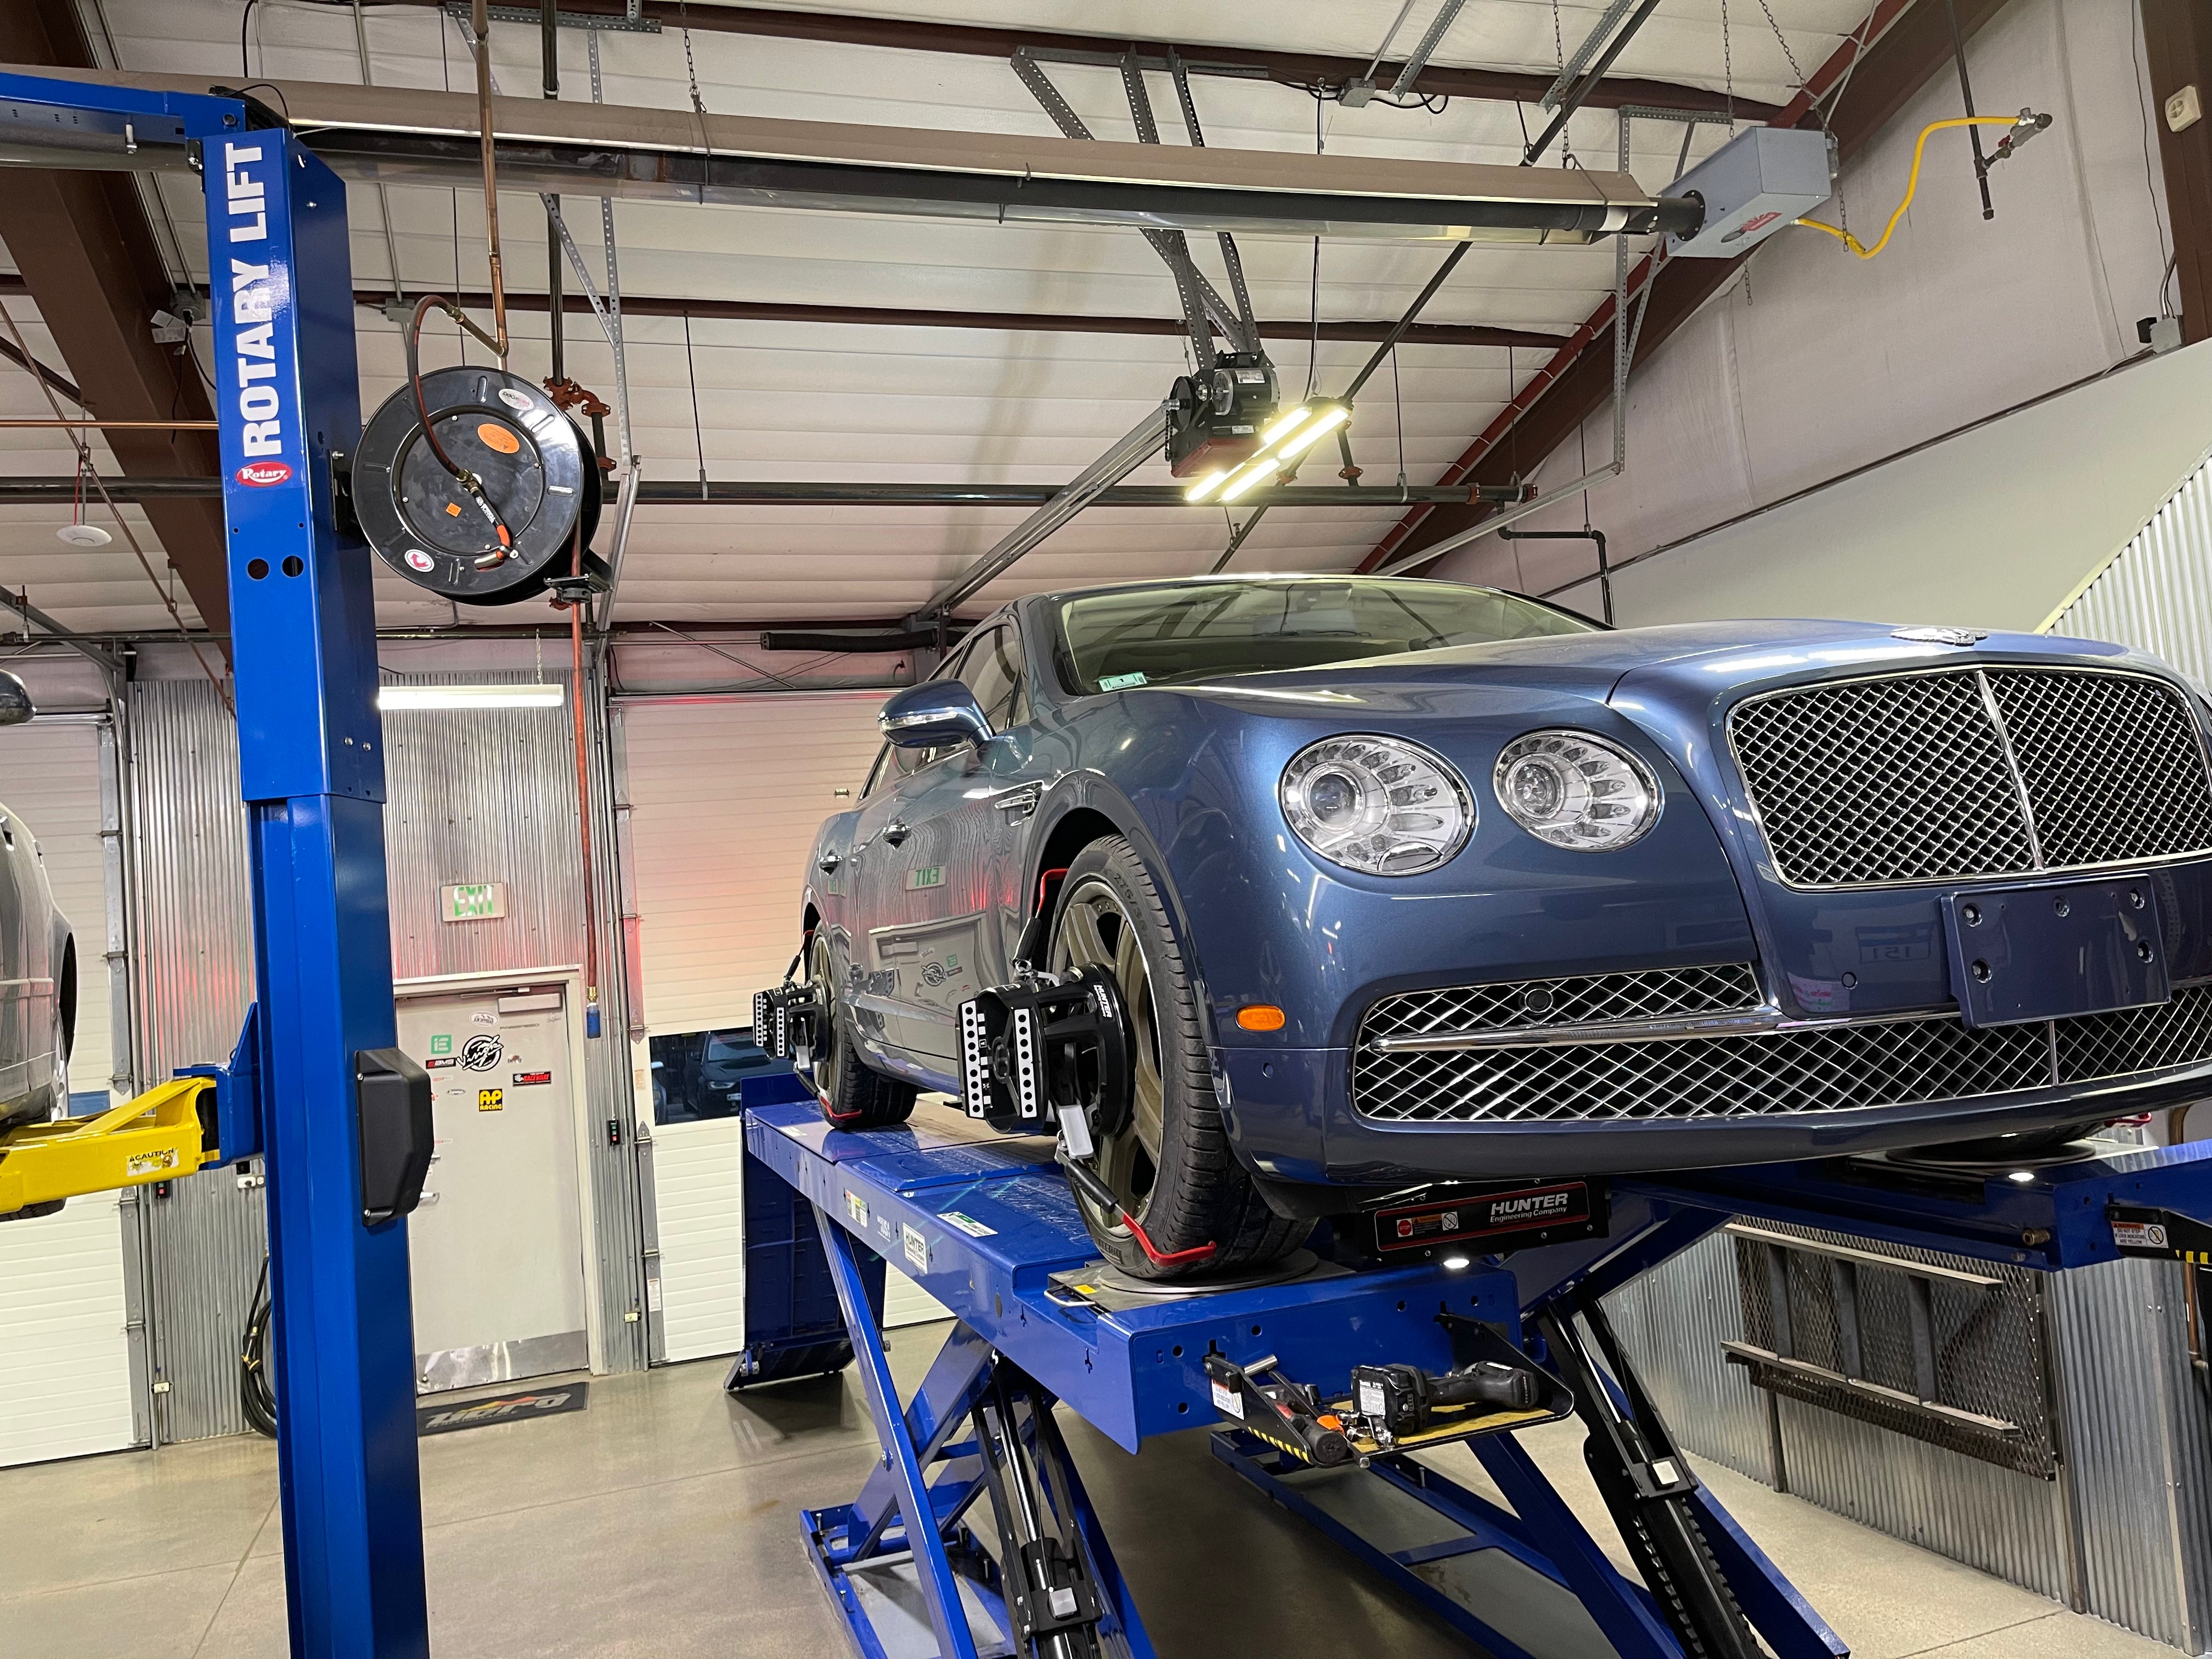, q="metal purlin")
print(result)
[1162,48,1261,358]
[1011,48,1221,374]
